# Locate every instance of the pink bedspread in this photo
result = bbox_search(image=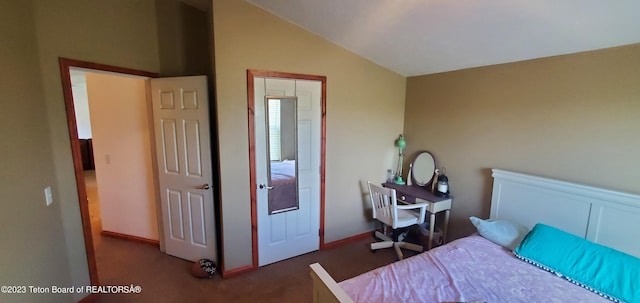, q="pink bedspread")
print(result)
[268,160,297,214]
[339,235,611,303]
